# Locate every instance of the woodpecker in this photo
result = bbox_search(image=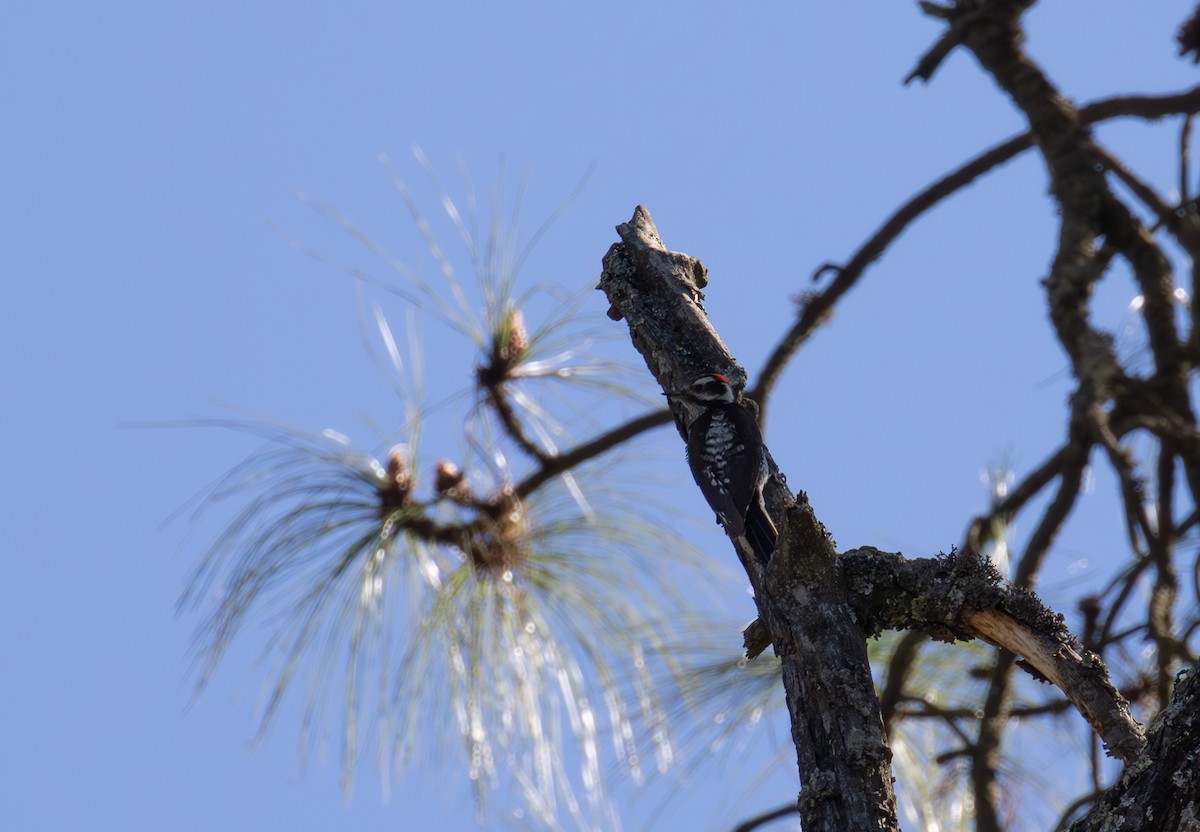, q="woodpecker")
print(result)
[665,373,778,562]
